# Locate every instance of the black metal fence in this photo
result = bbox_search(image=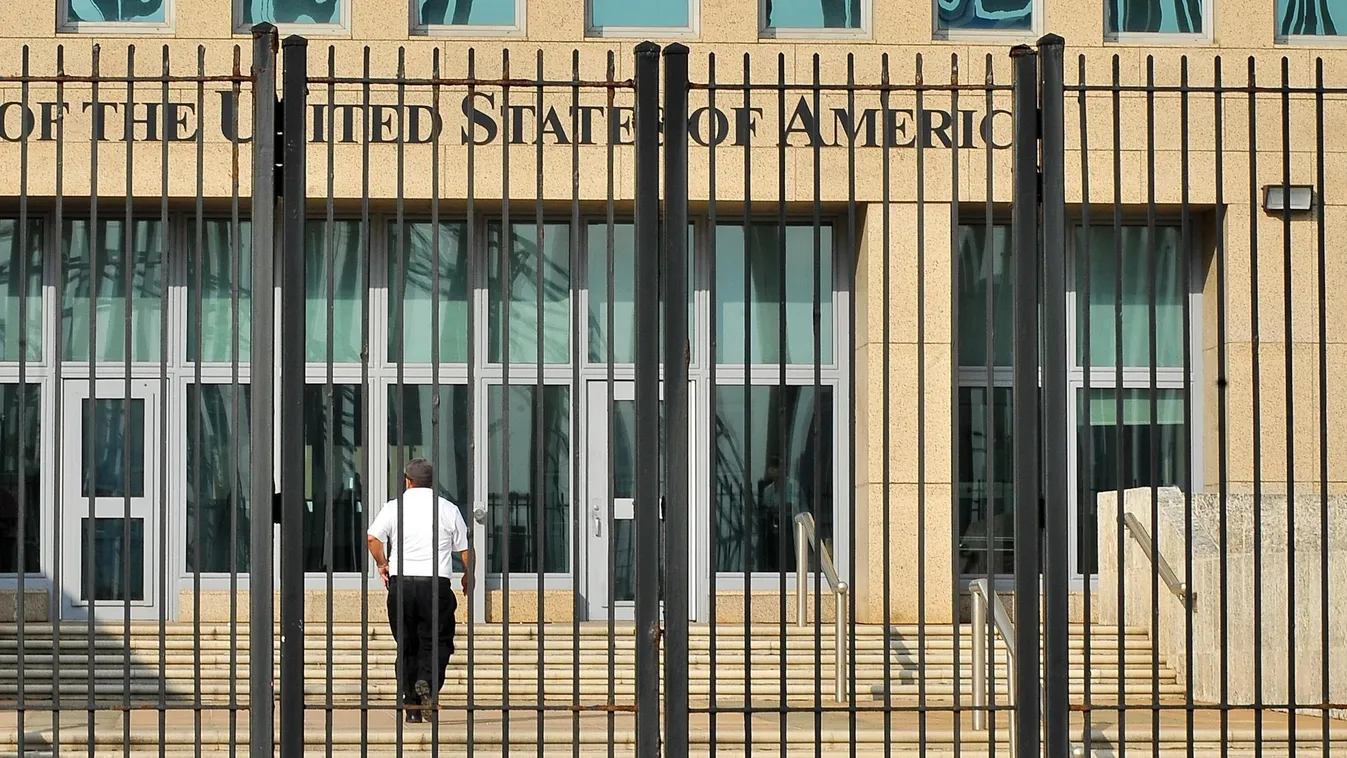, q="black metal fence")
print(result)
[0,23,1344,758]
